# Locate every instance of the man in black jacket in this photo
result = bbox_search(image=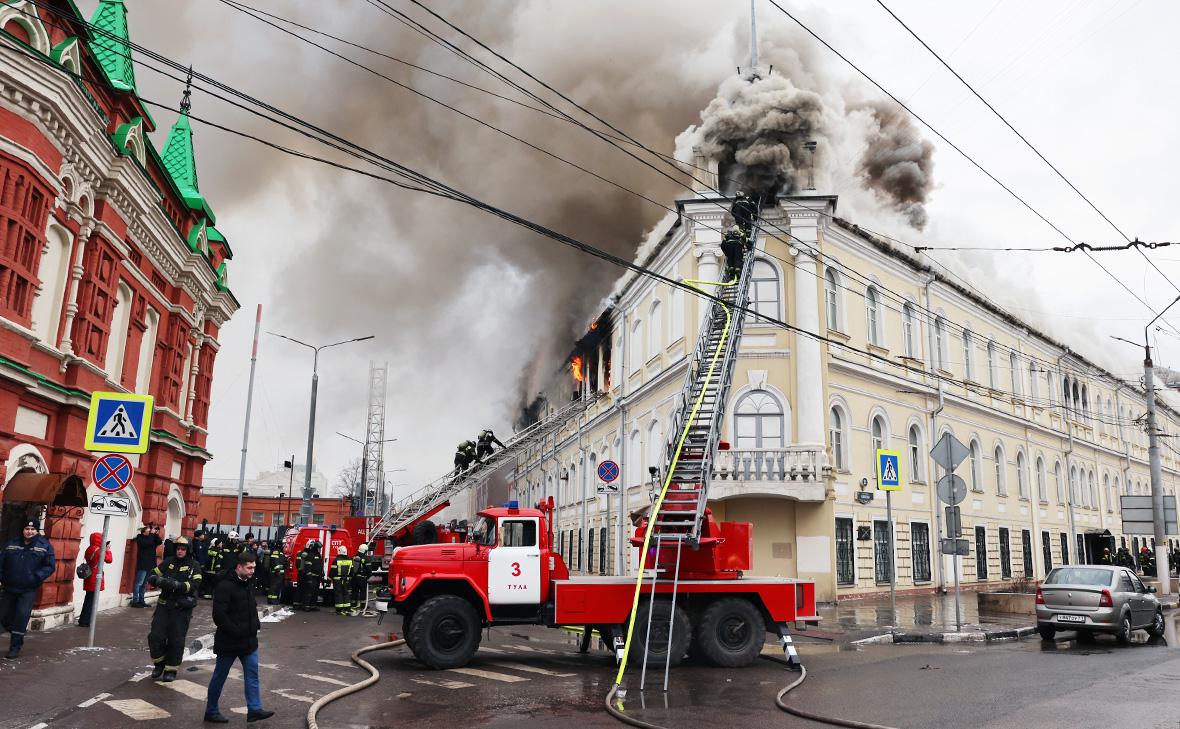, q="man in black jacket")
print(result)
[0,519,55,659]
[204,552,273,724]
[131,525,162,608]
[147,536,200,682]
